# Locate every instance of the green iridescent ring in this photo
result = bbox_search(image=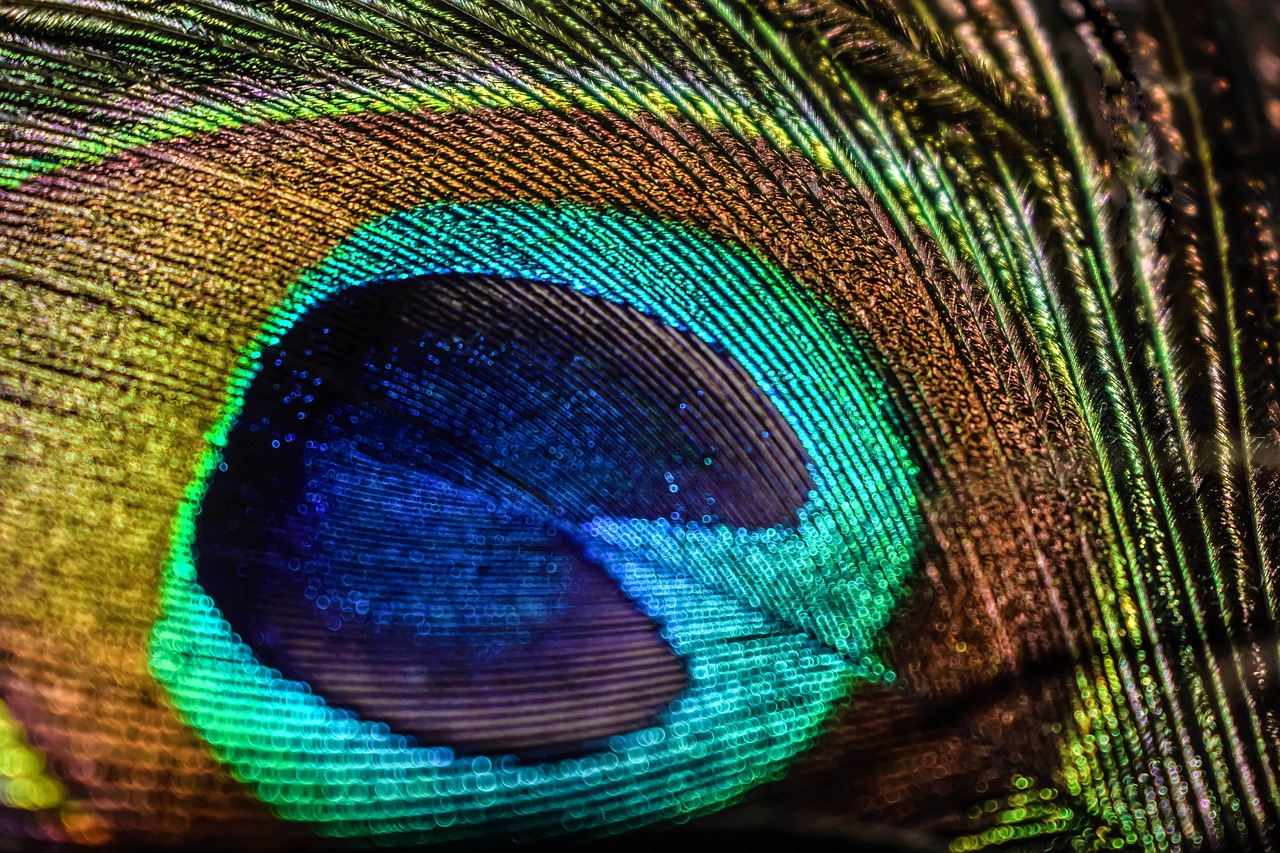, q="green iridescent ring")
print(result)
[151,201,922,840]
